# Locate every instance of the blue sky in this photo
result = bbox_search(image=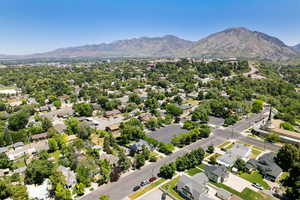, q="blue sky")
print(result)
[0,0,299,54]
